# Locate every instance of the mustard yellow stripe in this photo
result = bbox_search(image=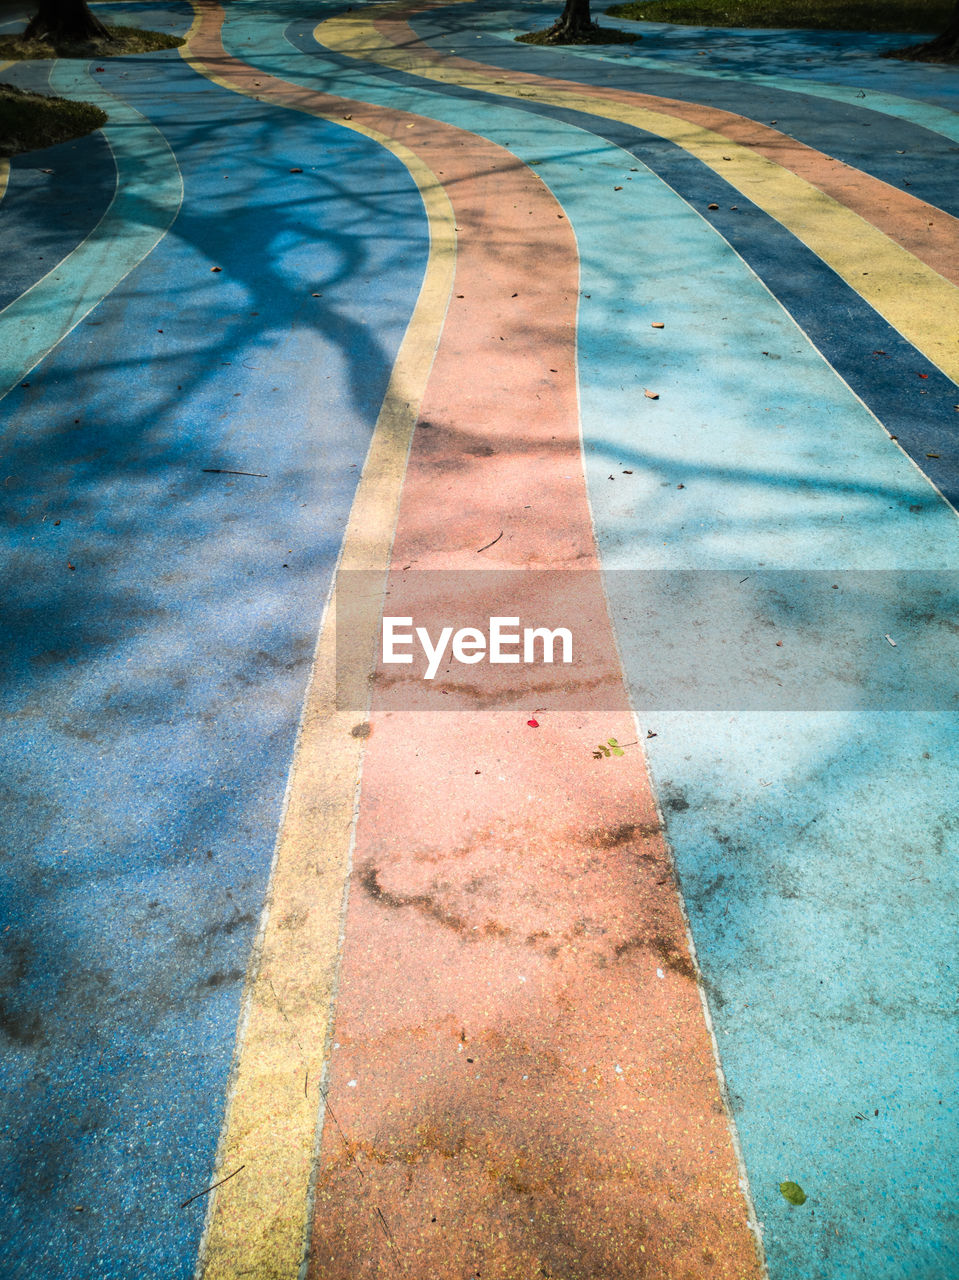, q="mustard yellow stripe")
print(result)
[320,8,959,386]
[179,50,456,1280]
